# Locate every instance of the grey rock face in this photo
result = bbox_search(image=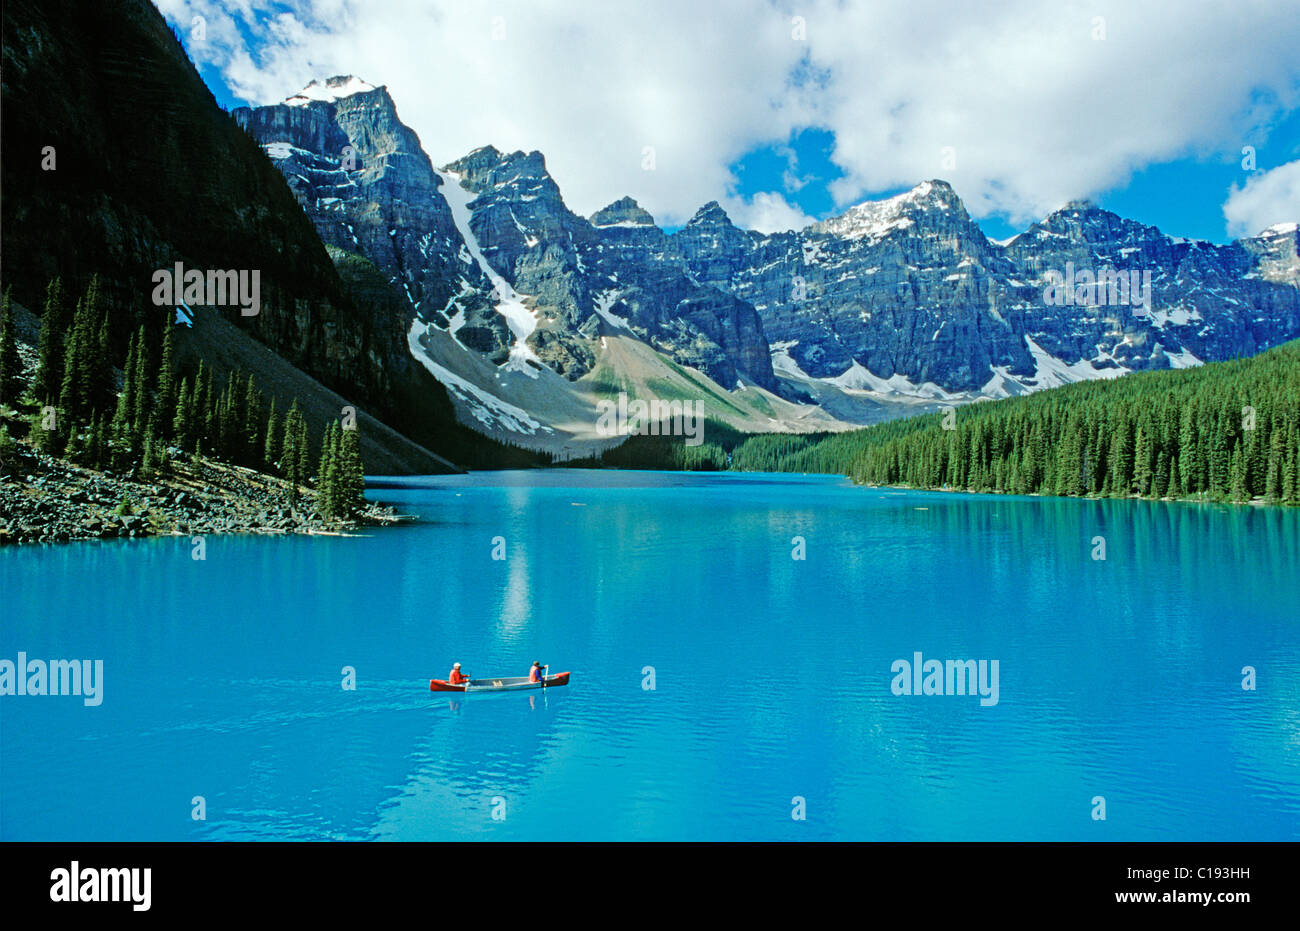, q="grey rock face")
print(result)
[239,87,780,391]
[1002,205,1300,373]
[590,196,657,229]
[673,181,1300,394]
[441,148,778,389]
[671,182,1035,391]
[233,79,509,354]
